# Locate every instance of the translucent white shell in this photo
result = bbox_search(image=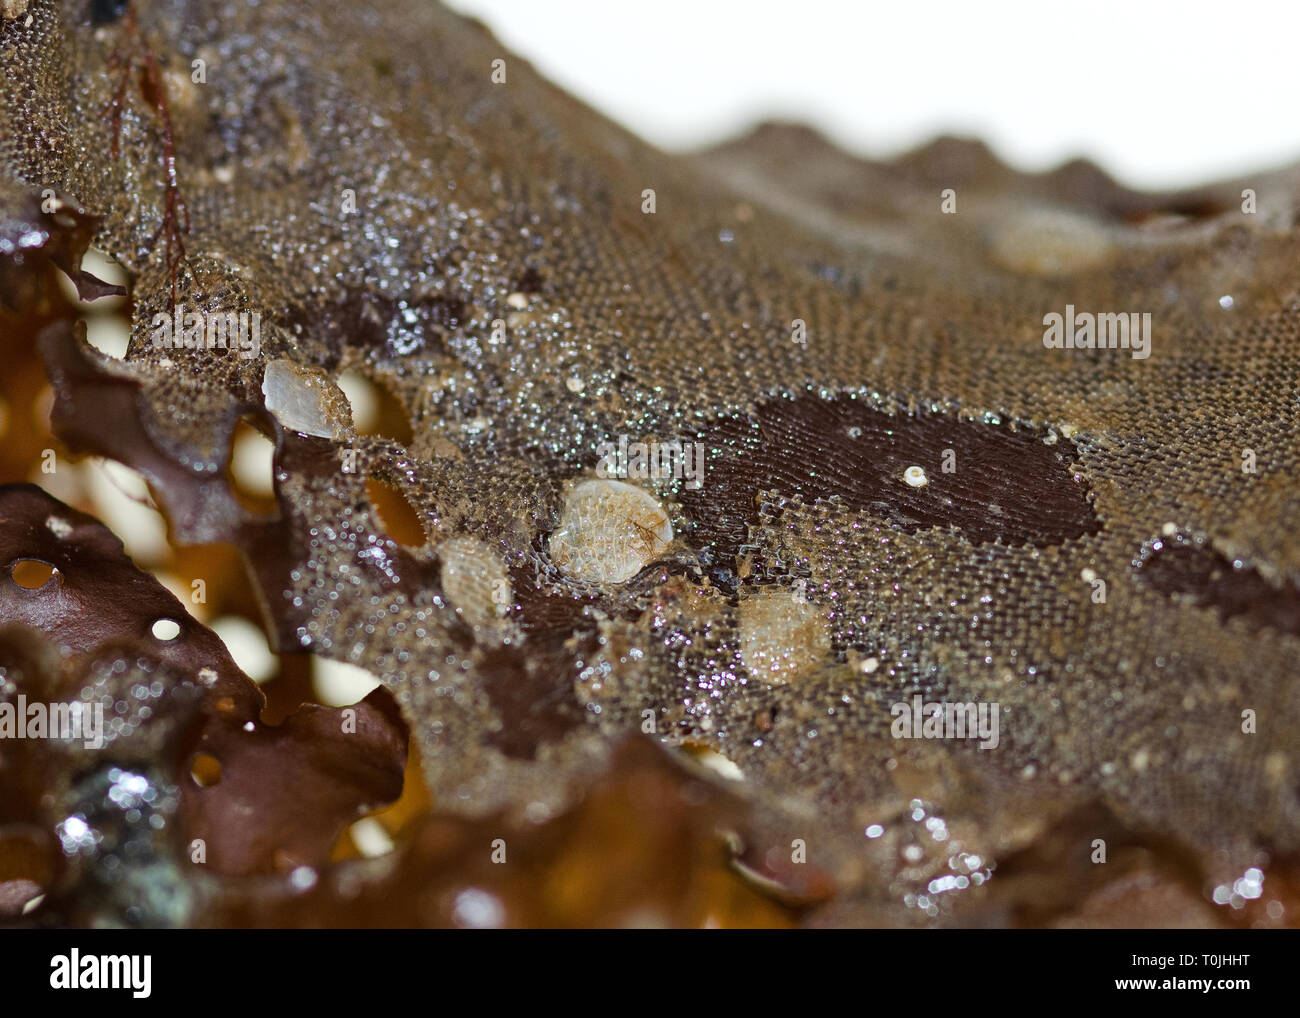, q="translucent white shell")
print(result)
[439,537,511,630]
[739,590,828,684]
[548,479,673,584]
[988,208,1112,276]
[261,358,350,439]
